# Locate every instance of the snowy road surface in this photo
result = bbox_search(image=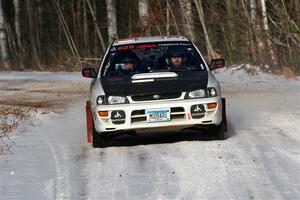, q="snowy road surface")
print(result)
[0,69,300,200]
